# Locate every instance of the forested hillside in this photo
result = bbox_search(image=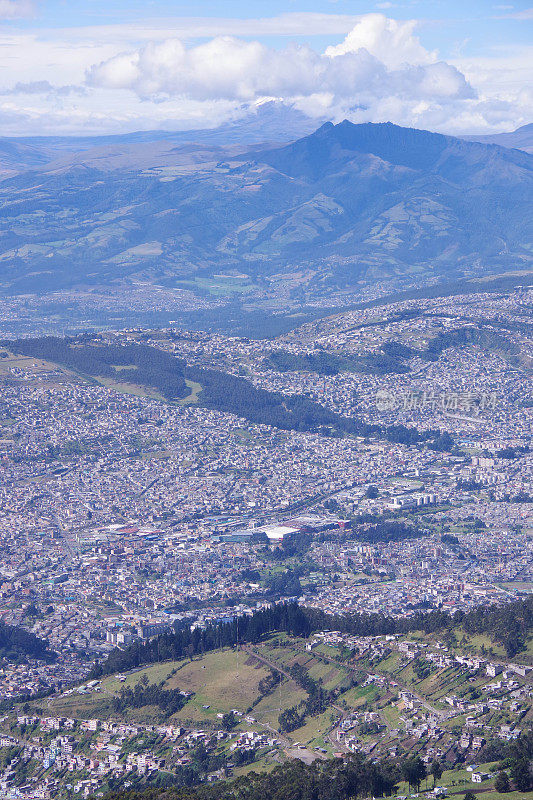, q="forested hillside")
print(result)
[0,620,54,663]
[101,754,401,800]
